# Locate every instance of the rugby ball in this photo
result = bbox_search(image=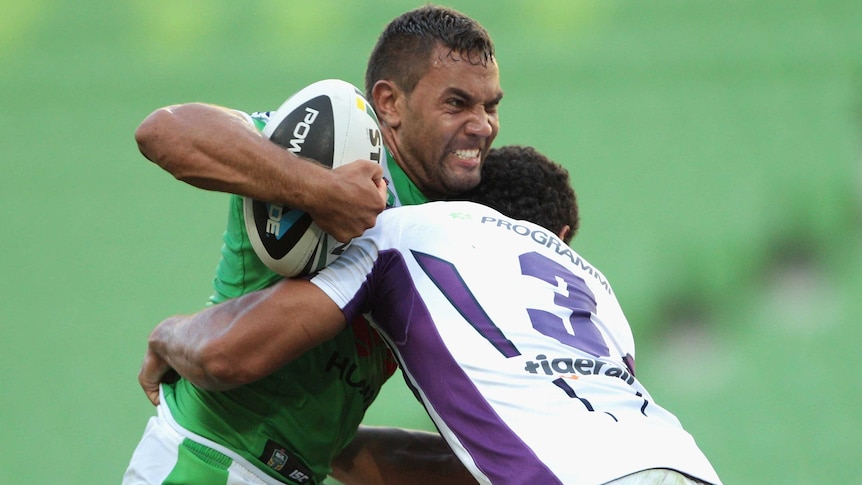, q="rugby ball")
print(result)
[243,79,384,276]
